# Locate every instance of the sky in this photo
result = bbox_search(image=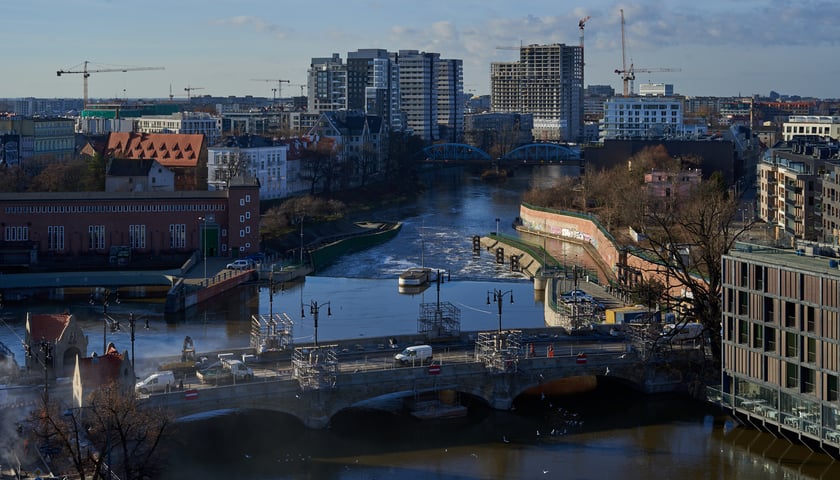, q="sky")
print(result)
[3,0,838,101]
